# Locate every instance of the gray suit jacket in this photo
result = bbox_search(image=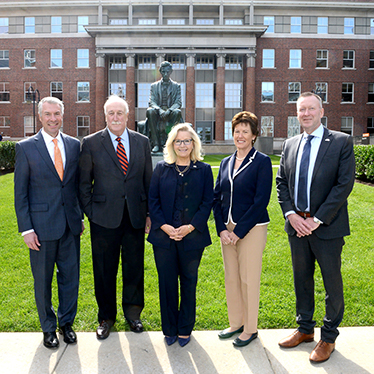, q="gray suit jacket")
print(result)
[78,128,152,229]
[276,127,355,239]
[148,79,182,111]
[14,131,82,241]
